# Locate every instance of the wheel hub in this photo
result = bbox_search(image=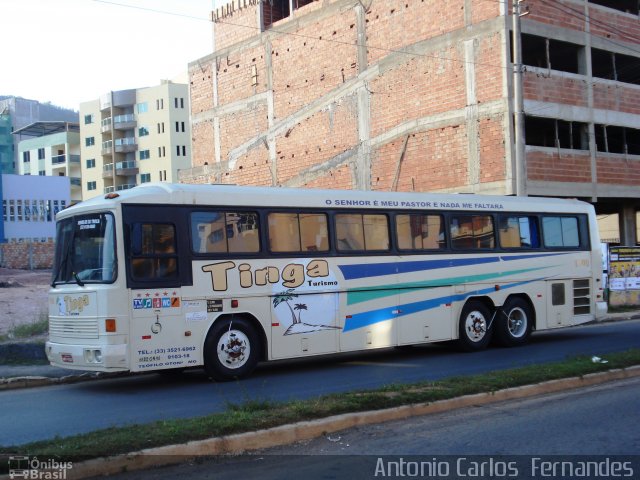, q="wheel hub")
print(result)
[218,330,249,368]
